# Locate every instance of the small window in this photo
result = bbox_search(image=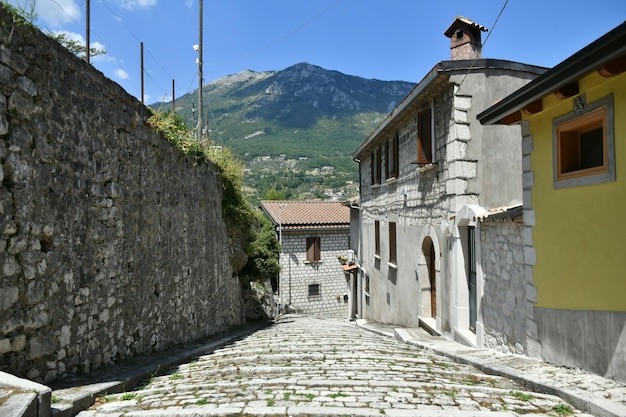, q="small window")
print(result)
[308,283,320,298]
[375,147,382,184]
[364,274,370,297]
[389,222,397,264]
[370,147,382,185]
[418,109,433,165]
[386,133,399,180]
[374,221,380,256]
[306,237,321,262]
[553,94,615,188]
